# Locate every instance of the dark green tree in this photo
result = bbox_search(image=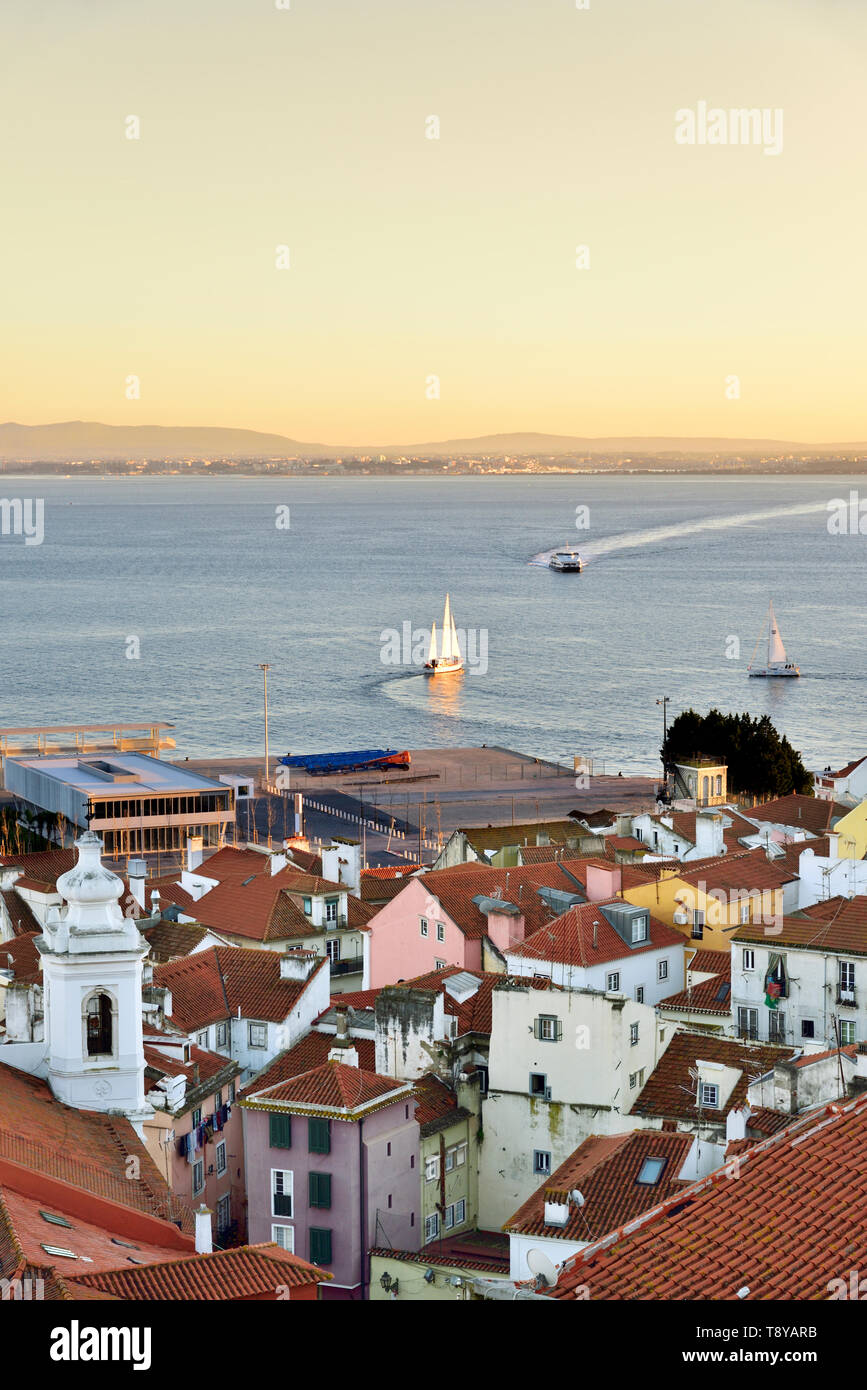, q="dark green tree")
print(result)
[661,708,813,799]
